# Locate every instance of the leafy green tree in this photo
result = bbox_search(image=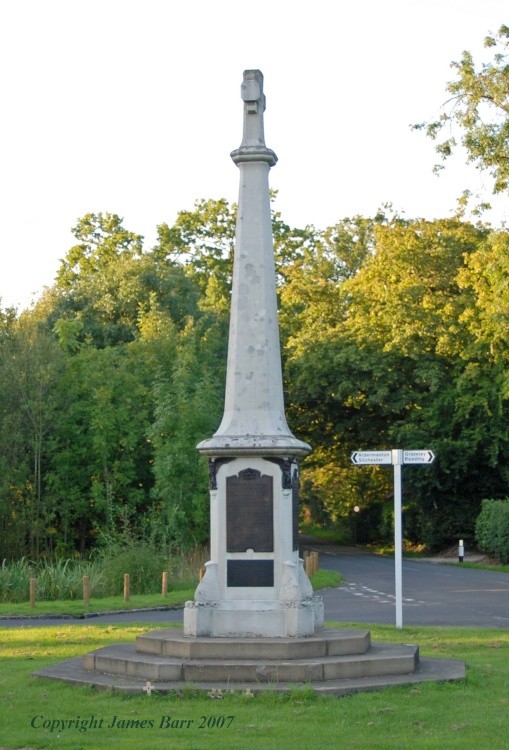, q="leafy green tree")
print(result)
[154,198,236,316]
[149,317,226,549]
[1,200,322,557]
[54,213,144,346]
[0,311,66,557]
[284,216,507,549]
[0,308,29,558]
[452,228,509,508]
[46,341,154,554]
[52,212,200,348]
[279,213,383,343]
[414,25,509,196]
[459,229,509,367]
